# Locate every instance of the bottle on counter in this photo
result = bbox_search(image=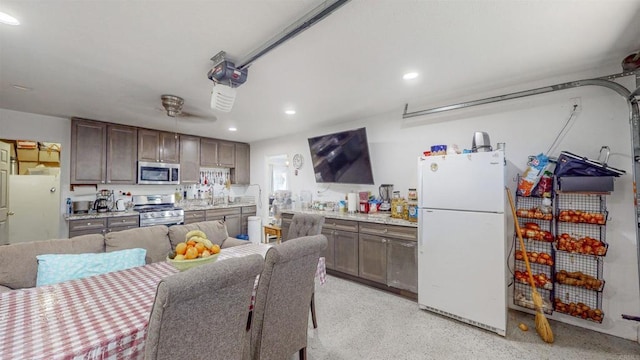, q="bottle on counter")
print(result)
[66,197,72,215]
